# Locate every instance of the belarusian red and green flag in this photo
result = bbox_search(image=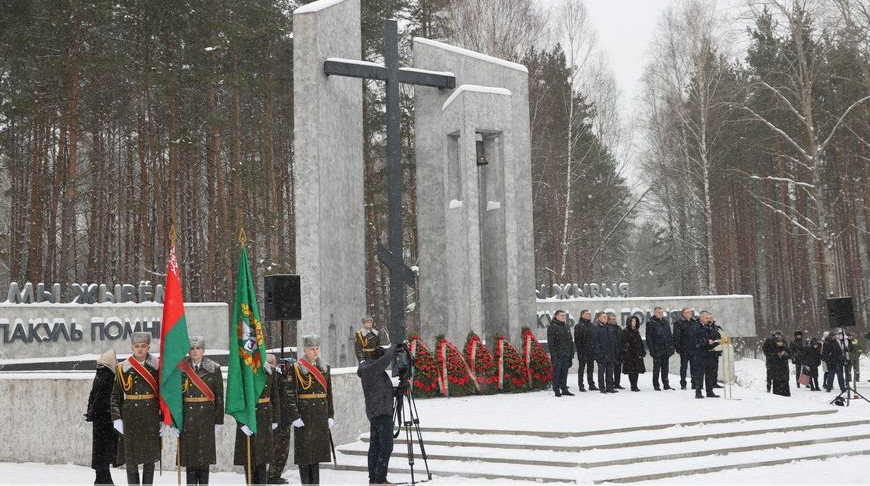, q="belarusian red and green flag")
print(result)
[159,244,191,429]
[225,244,268,433]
